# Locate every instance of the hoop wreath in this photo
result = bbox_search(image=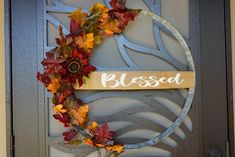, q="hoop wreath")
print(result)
[37,0,195,156]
